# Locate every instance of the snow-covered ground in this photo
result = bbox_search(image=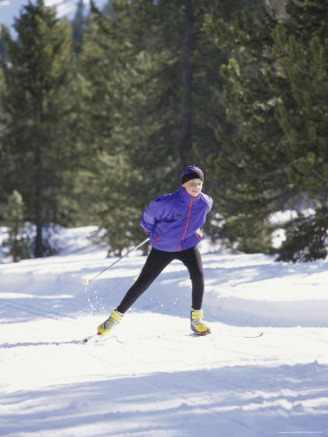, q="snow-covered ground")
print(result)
[1,226,327,436]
